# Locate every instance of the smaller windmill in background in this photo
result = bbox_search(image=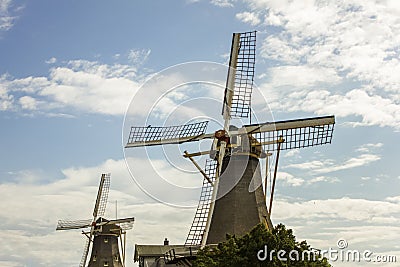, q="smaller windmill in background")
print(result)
[56,173,135,267]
